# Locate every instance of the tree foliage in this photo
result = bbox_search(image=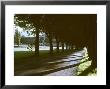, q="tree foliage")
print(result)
[14,29,21,46]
